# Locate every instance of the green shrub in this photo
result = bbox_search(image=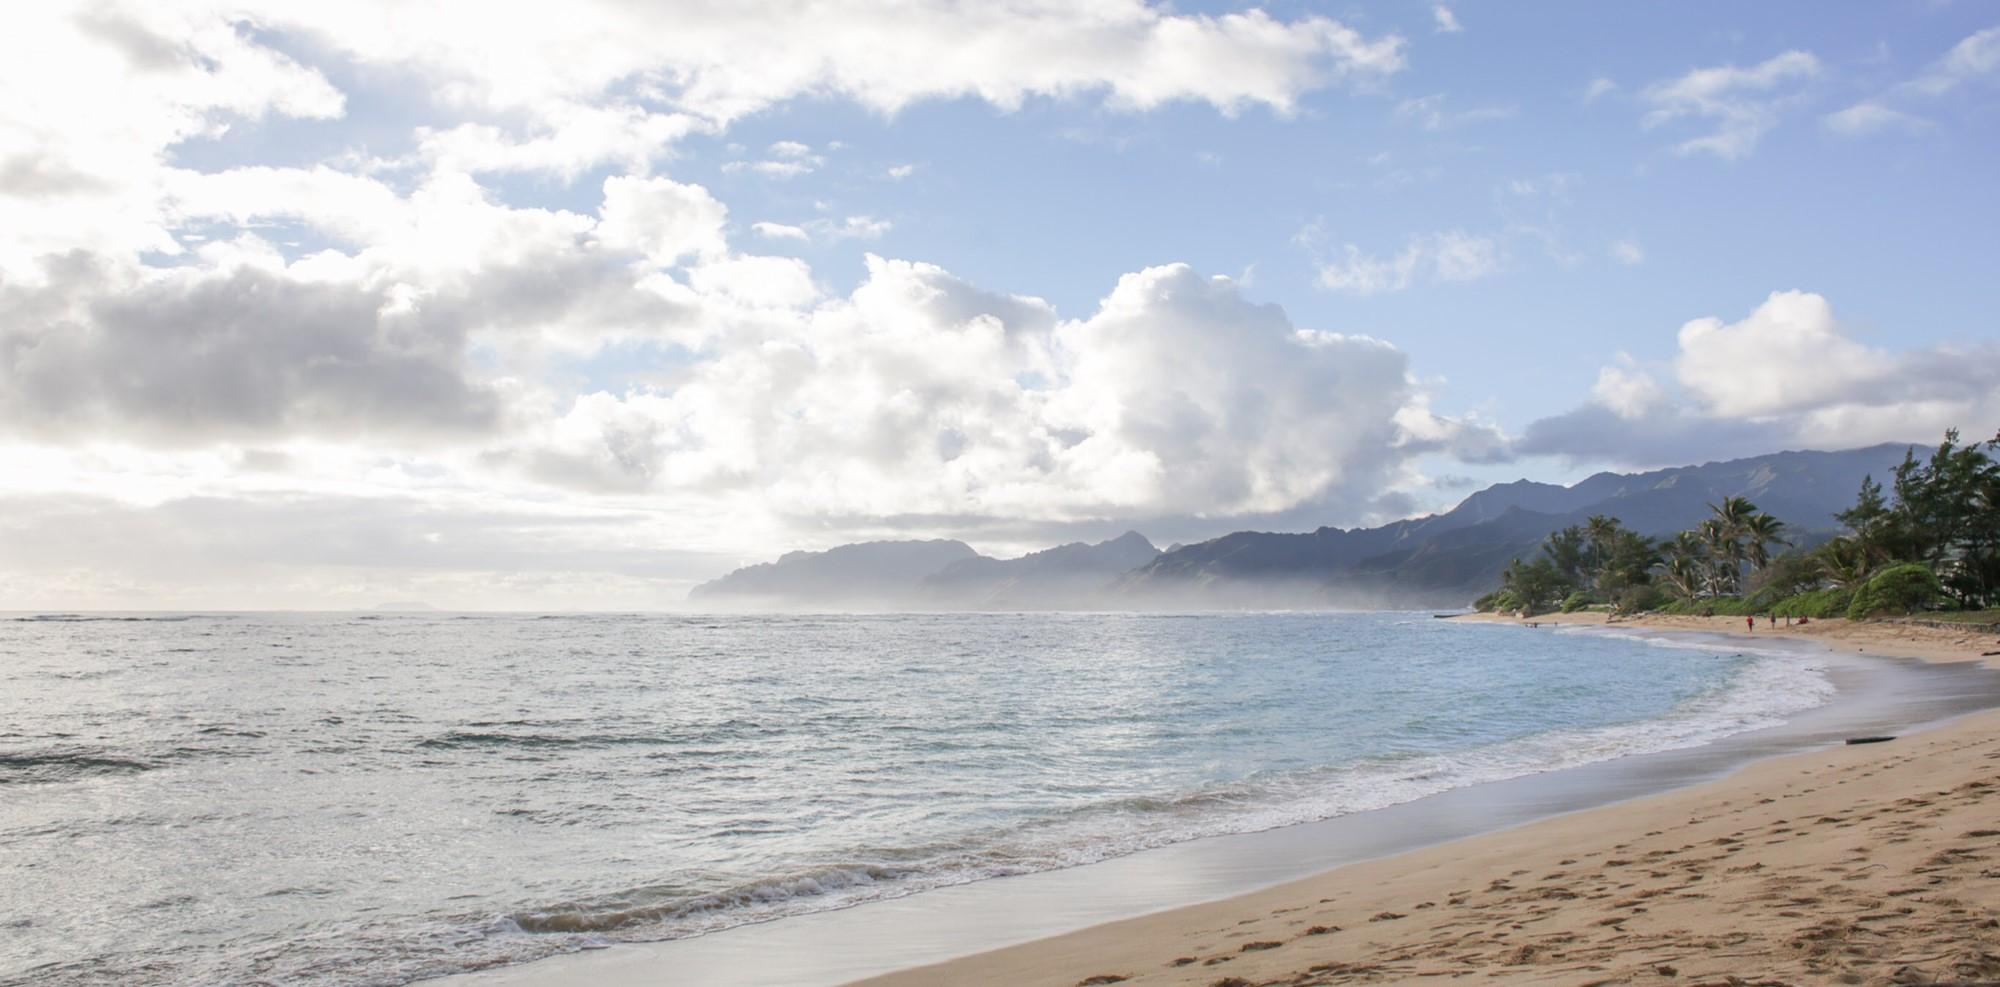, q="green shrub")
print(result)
[1743,584,1789,611]
[1475,589,1521,614]
[1612,584,1666,615]
[1846,563,1945,620]
[1560,591,1593,613]
[1657,596,1766,616]
[1770,587,1852,619]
